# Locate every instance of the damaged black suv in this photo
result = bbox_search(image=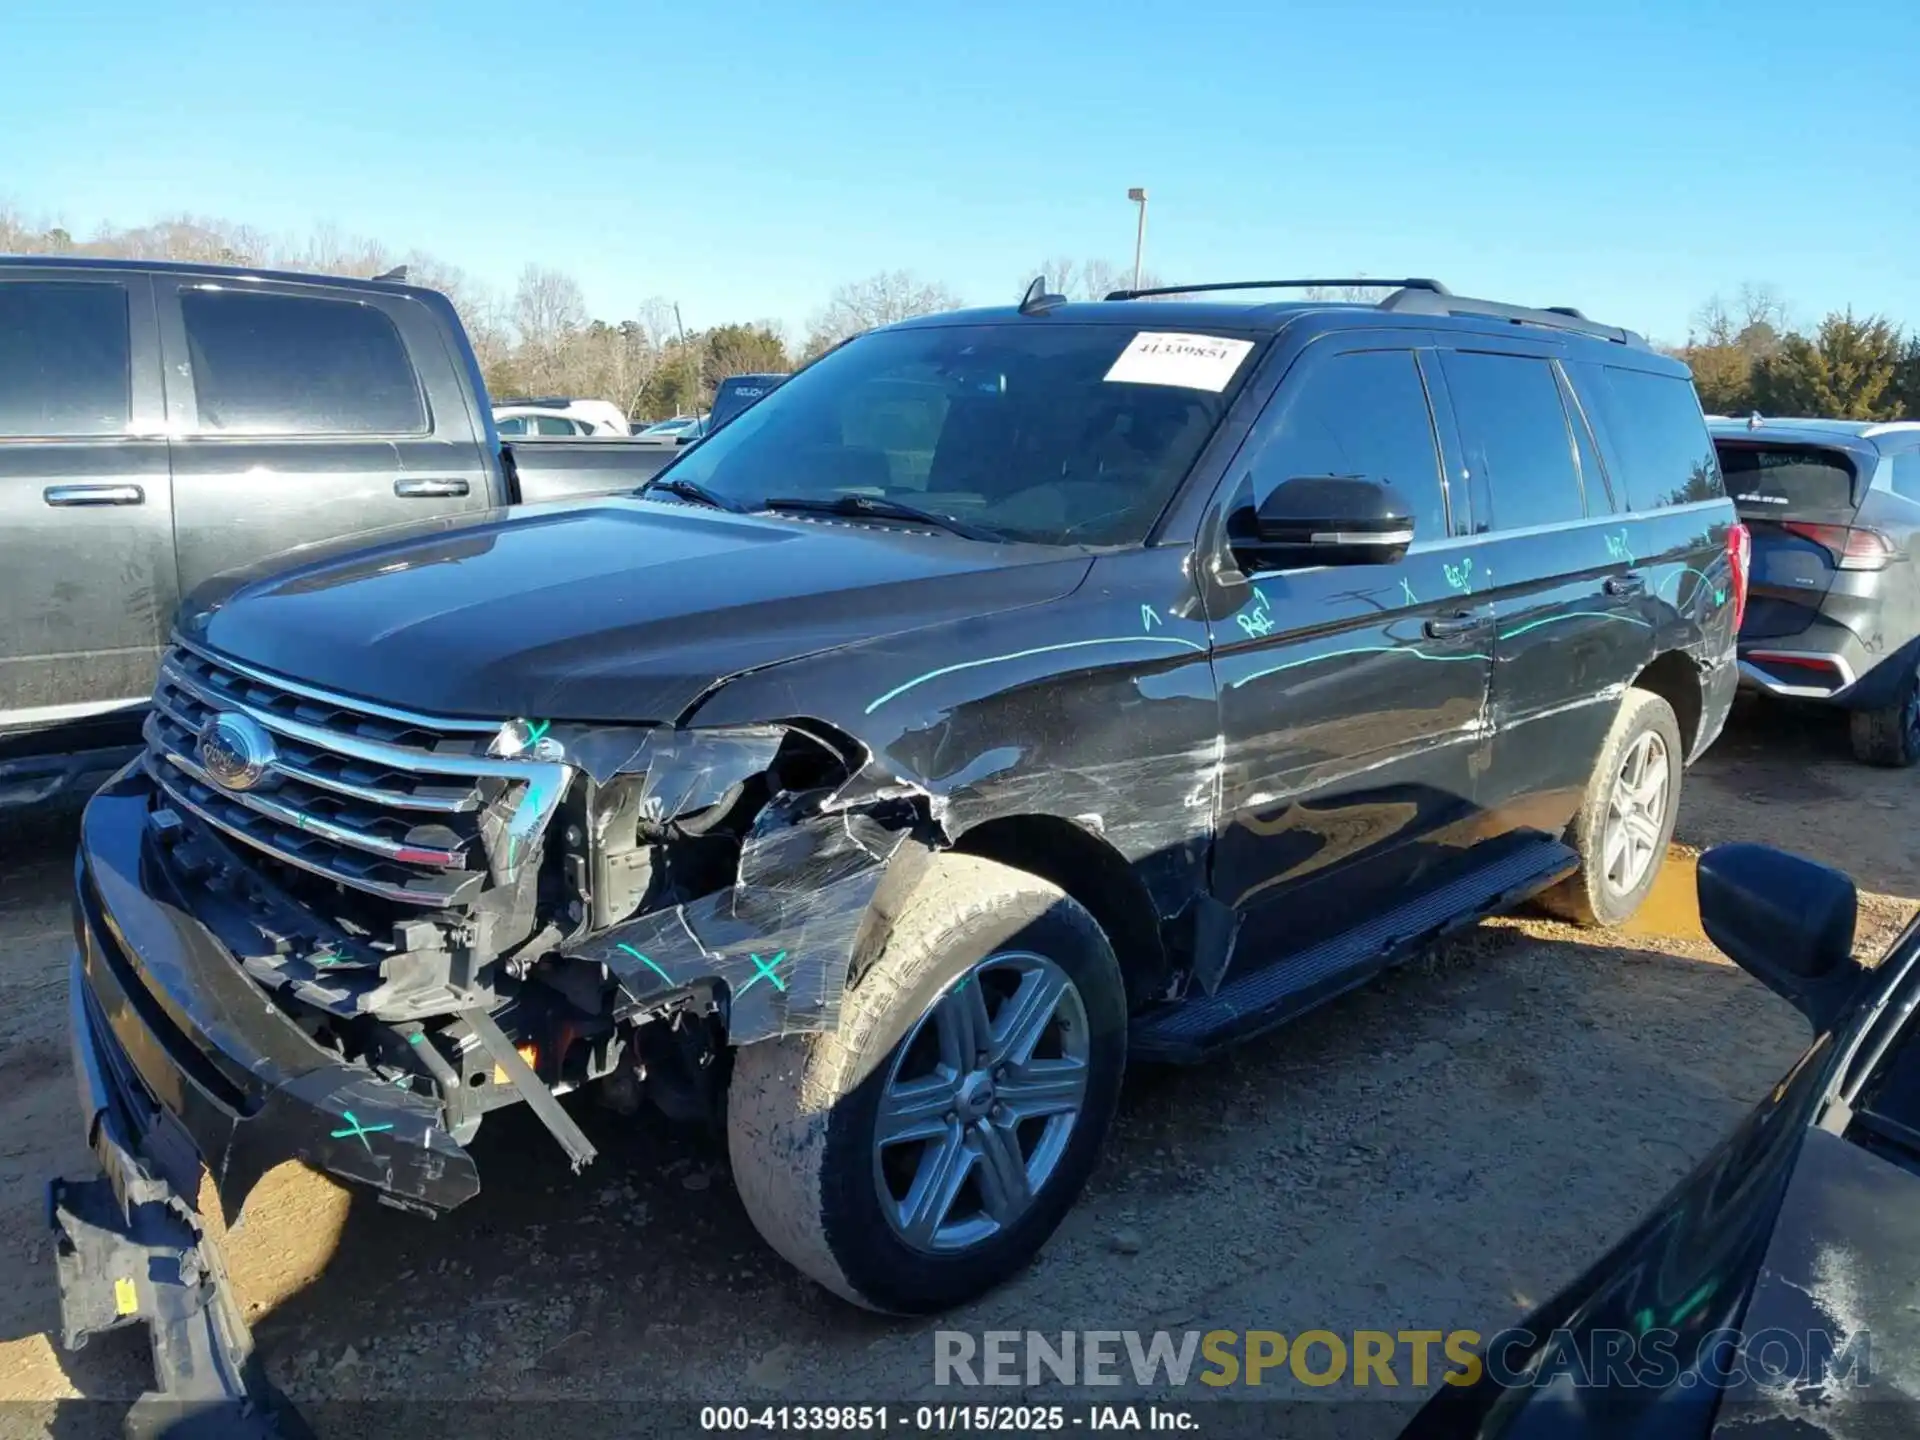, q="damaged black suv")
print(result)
[53,278,1745,1401]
